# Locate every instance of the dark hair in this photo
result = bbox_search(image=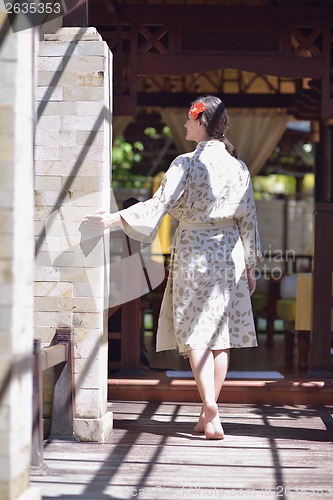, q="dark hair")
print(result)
[190,95,237,158]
